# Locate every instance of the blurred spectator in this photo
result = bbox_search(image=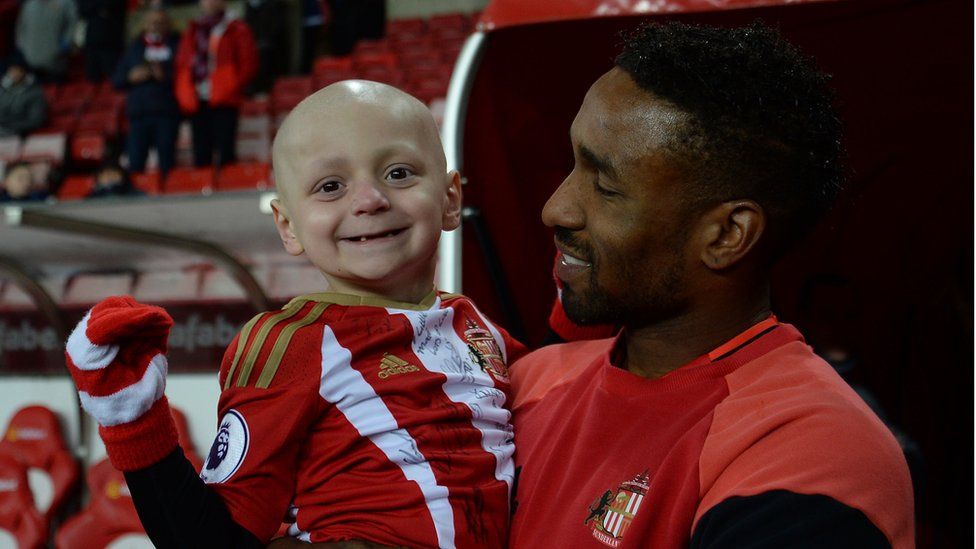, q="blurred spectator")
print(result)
[245,0,288,95]
[175,0,257,167]
[113,7,180,175]
[78,0,126,83]
[0,51,47,137]
[300,0,327,73]
[0,161,49,202]
[87,162,144,197]
[326,0,384,56]
[14,0,78,82]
